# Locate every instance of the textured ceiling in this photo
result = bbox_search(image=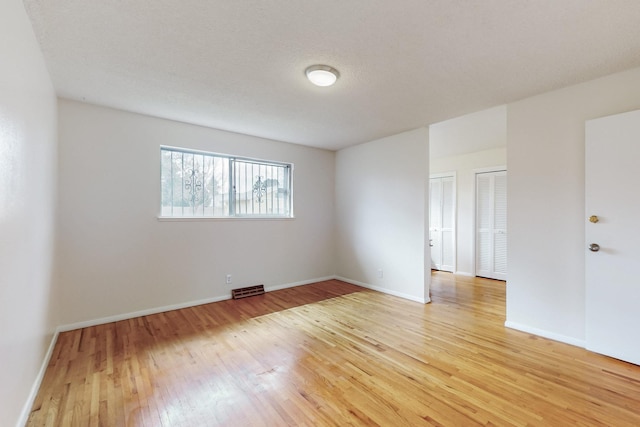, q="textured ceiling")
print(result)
[24,0,640,151]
